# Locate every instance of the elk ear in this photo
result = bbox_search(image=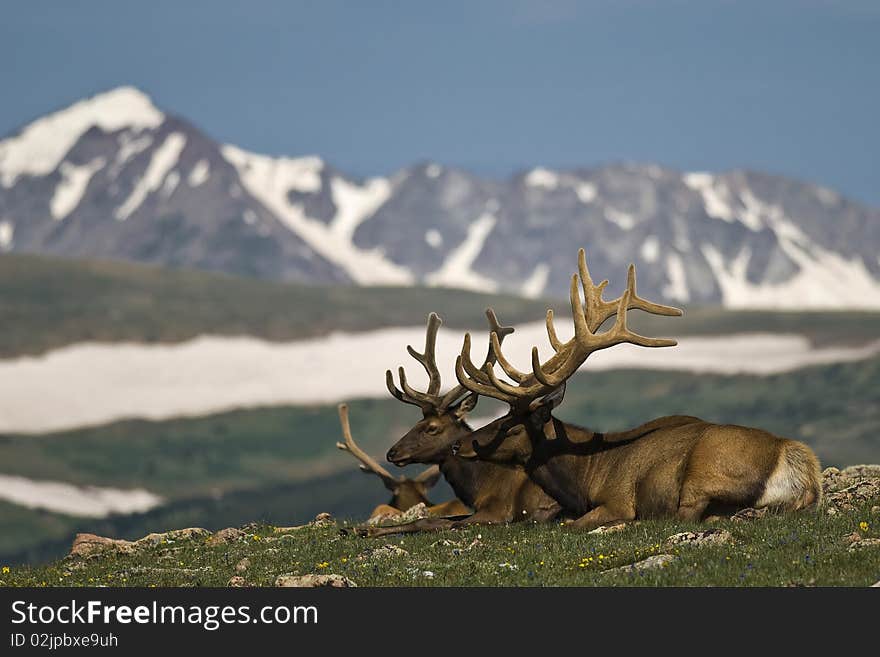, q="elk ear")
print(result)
[451,393,479,419]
